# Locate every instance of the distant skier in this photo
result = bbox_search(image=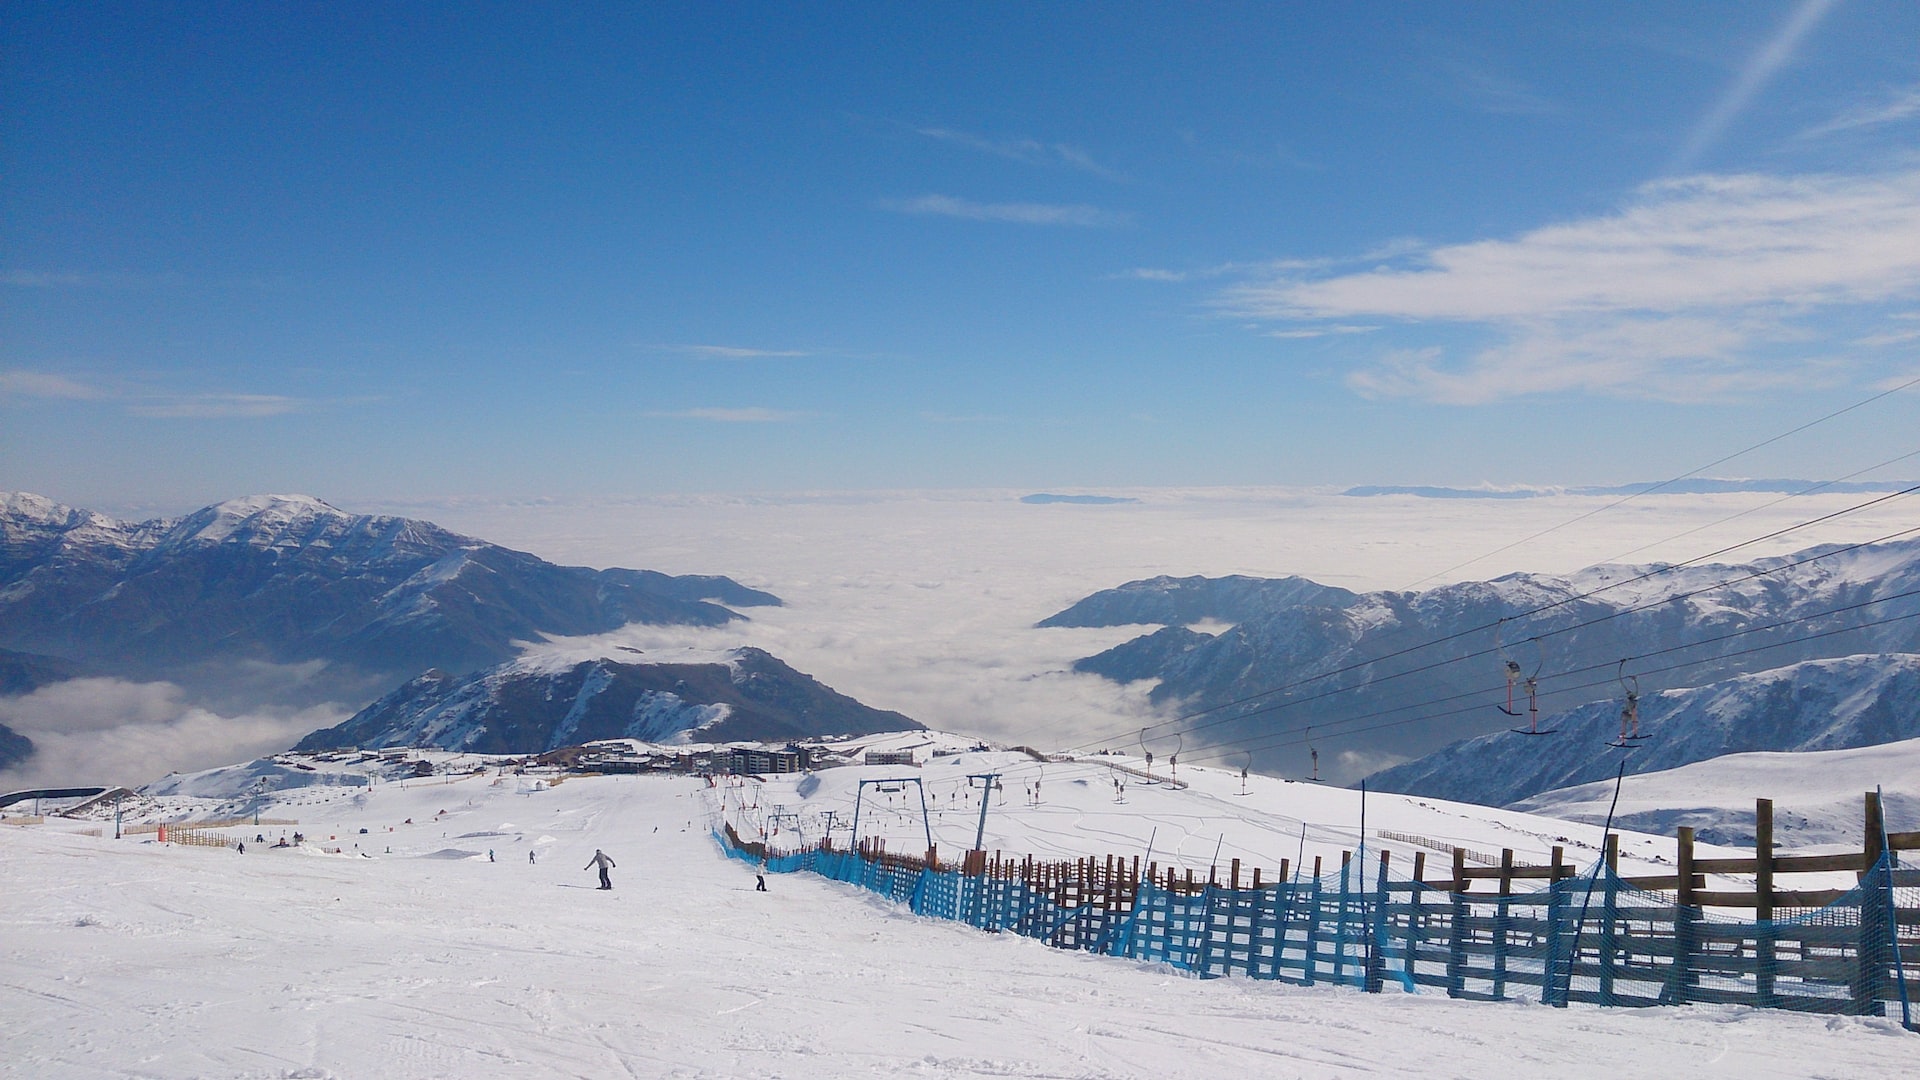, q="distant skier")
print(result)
[755,873,767,892]
[586,849,616,890]
[529,850,537,864]
[488,849,495,862]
